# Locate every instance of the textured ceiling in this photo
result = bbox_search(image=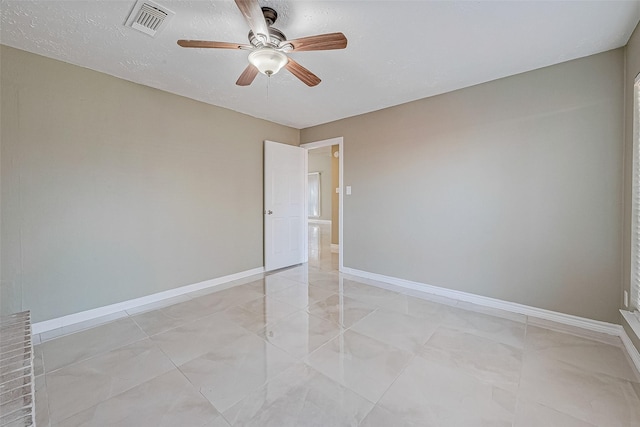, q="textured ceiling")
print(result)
[1,1,639,129]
